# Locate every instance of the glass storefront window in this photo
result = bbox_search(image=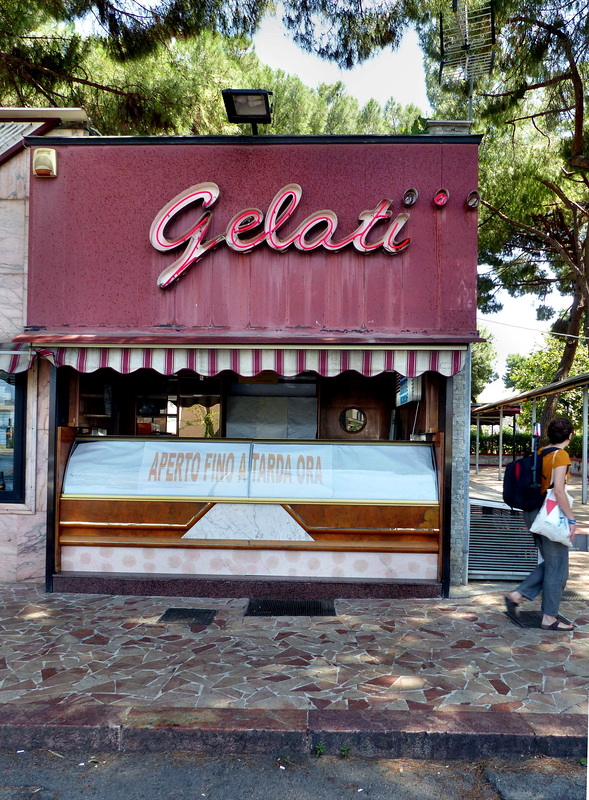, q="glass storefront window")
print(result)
[62,439,438,503]
[0,372,25,502]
